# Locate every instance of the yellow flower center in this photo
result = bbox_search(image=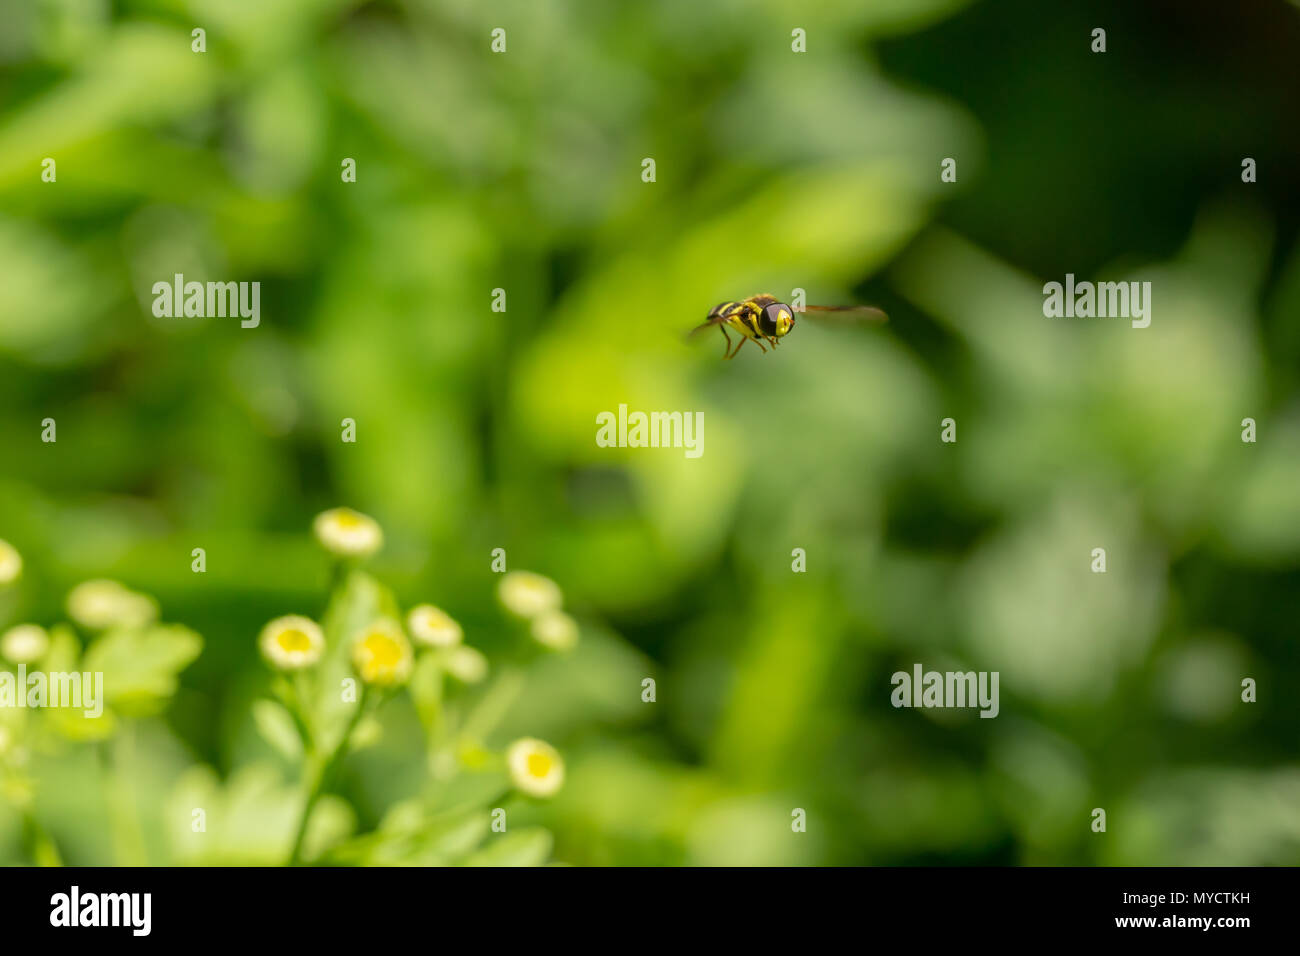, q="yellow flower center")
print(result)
[362,633,402,669]
[526,752,553,778]
[334,511,364,530]
[277,628,314,653]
